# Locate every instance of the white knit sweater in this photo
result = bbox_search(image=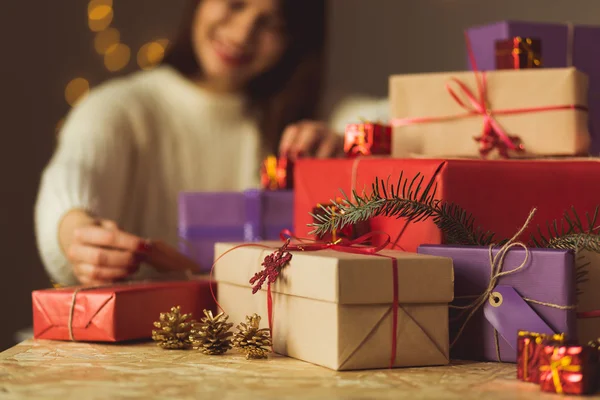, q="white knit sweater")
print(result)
[35,66,388,285]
